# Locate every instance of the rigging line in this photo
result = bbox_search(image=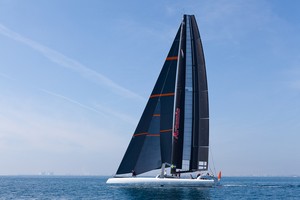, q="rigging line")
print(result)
[209,145,217,176]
